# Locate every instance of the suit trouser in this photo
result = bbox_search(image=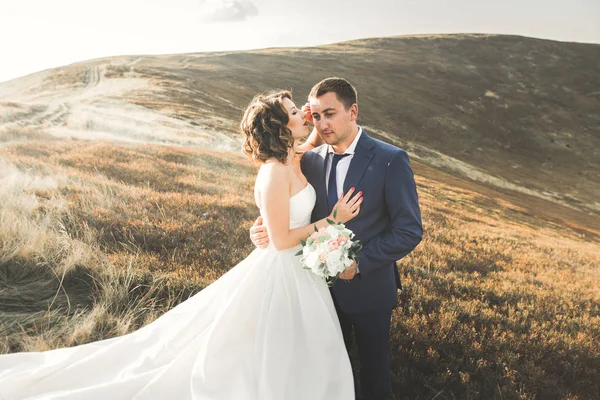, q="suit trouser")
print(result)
[334,298,393,400]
